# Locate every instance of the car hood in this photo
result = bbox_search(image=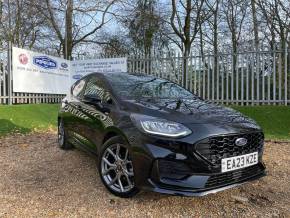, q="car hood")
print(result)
[122,98,260,127]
